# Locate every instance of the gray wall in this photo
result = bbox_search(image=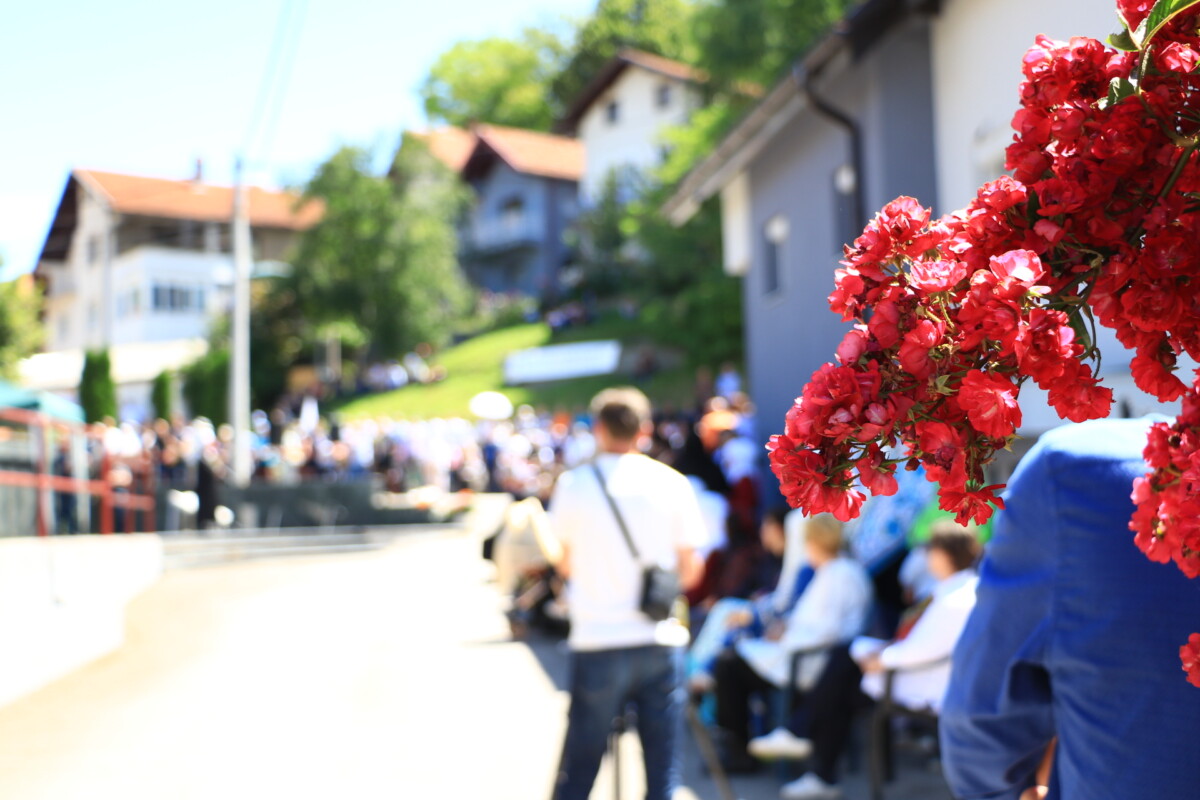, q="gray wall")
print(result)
[742,19,939,494]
